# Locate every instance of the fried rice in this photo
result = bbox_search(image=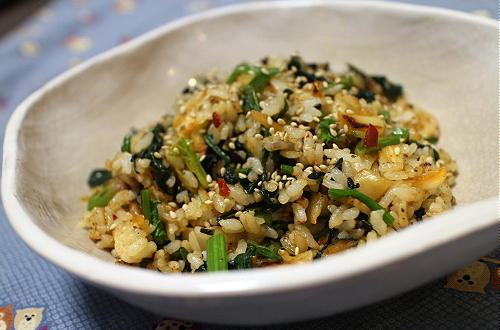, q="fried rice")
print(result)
[81,55,457,273]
